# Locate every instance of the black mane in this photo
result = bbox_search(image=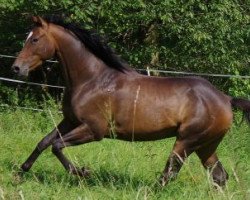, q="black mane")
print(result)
[43,16,130,72]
